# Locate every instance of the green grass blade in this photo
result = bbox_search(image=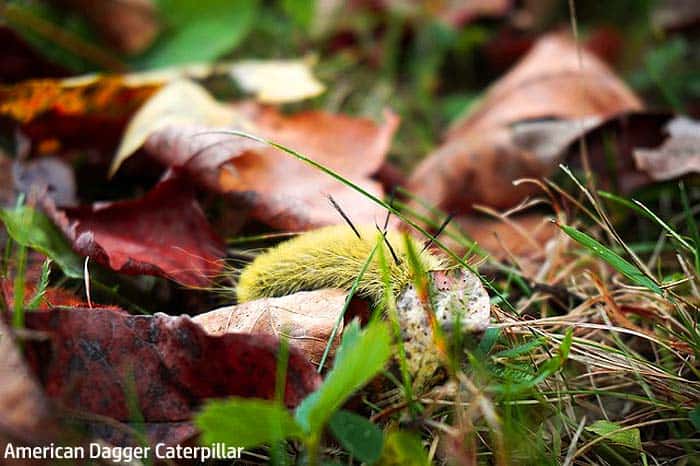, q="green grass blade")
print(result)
[317,239,380,373]
[560,224,662,294]
[27,258,51,309]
